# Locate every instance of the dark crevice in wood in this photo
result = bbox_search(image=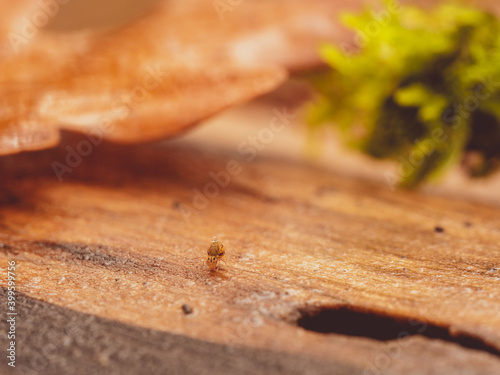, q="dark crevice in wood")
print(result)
[297,306,500,357]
